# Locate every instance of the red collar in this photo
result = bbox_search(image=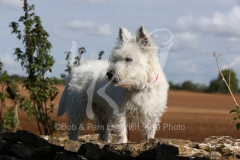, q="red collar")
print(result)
[136,73,159,91]
[153,73,159,84]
